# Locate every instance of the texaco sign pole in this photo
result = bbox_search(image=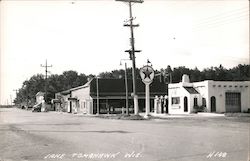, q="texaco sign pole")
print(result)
[140,65,154,118]
[145,82,150,116]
